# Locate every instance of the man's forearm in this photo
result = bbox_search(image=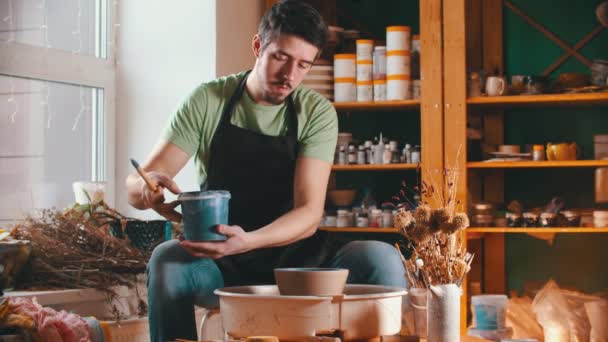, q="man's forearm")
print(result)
[248,205,322,249]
